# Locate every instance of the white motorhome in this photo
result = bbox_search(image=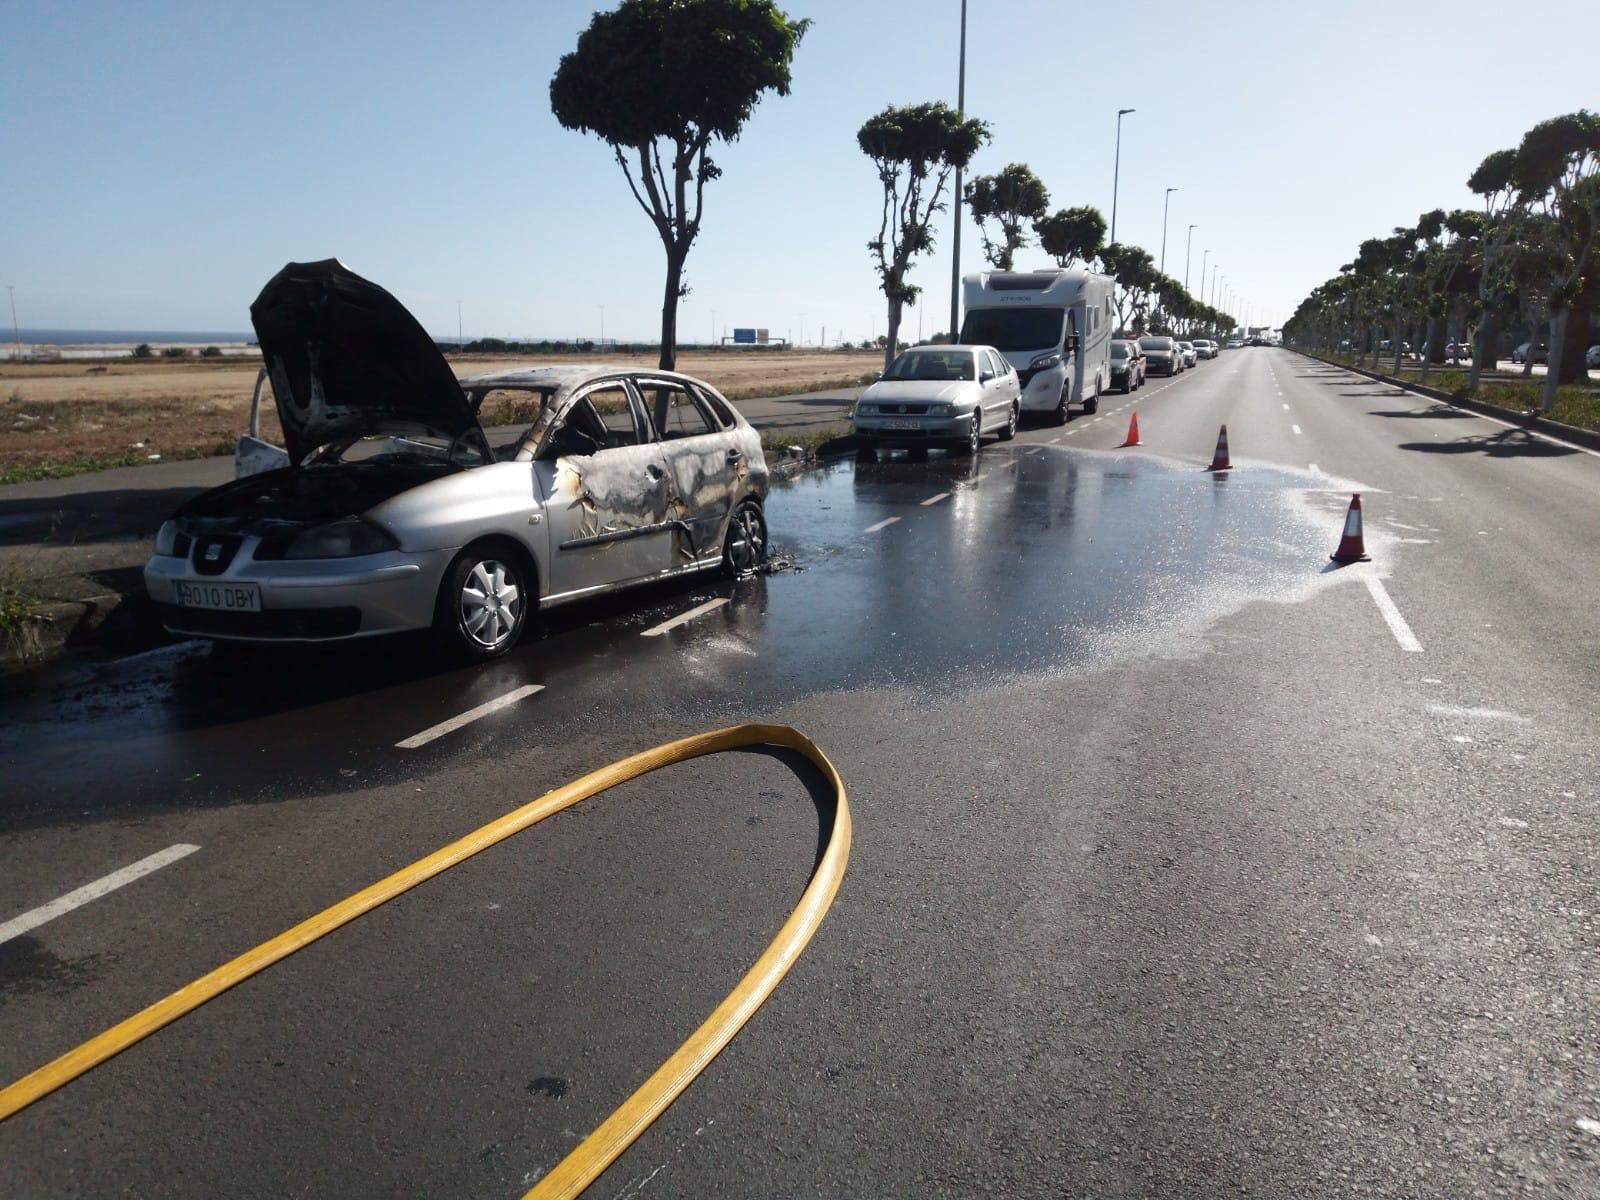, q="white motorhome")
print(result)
[959,268,1115,423]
